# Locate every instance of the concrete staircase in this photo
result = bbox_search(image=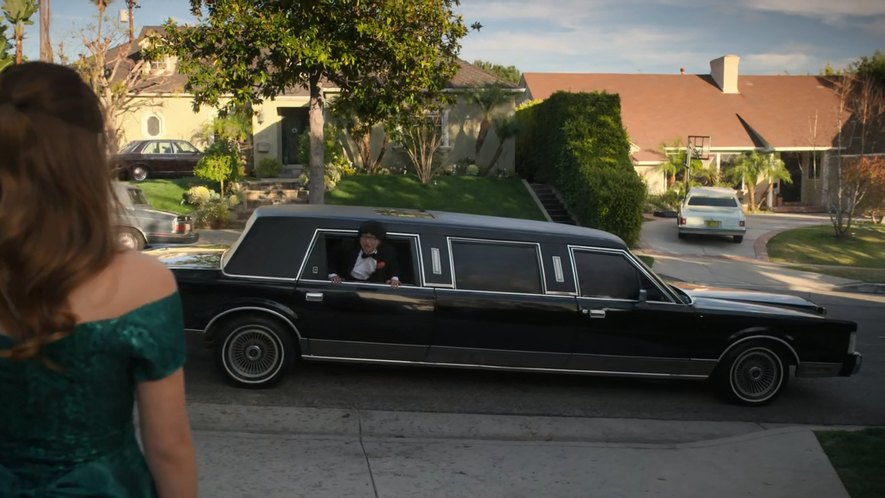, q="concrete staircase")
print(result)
[529,183,577,225]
